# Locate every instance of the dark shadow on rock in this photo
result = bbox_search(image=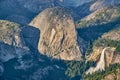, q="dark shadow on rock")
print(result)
[21,25,40,52]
